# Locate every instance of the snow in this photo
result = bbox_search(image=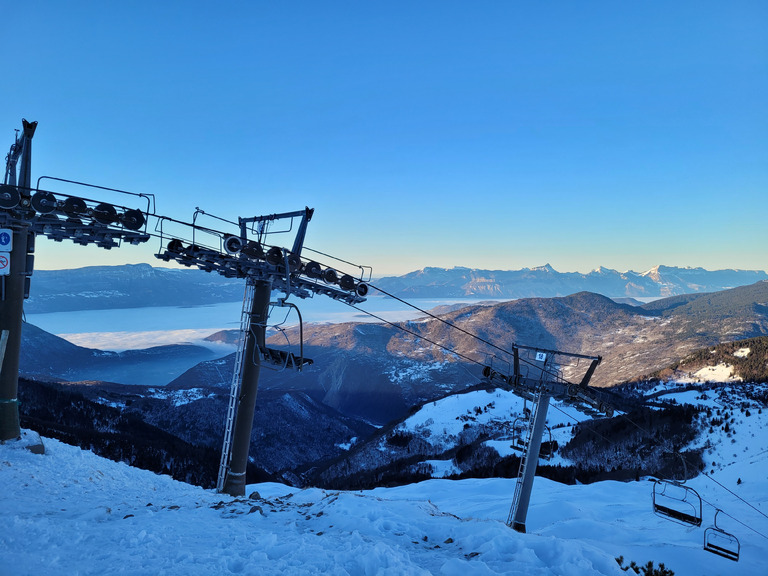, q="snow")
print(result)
[680,364,742,384]
[4,418,766,575]
[3,436,621,576]
[4,379,768,575]
[337,437,358,451]
[733,348,751,359]
[385,360,450,385]
[423,459,461,478]
[146,387,214,407]
[389,388,591,464]
[655,389,723,409]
